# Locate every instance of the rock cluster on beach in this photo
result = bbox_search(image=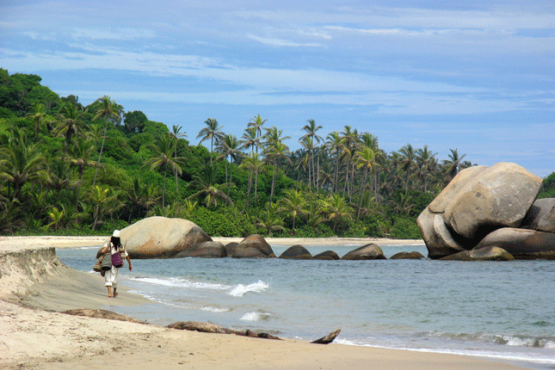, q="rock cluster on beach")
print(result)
[109,216,400,260]
[417,162,555,260]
